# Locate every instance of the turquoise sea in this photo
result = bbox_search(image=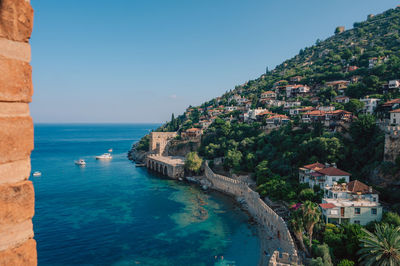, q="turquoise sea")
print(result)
[30,124,260,266]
